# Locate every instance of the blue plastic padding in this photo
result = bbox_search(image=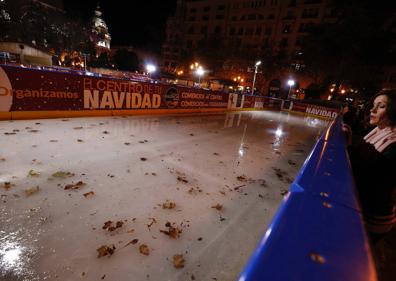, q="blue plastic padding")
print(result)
[238,117,377,281]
